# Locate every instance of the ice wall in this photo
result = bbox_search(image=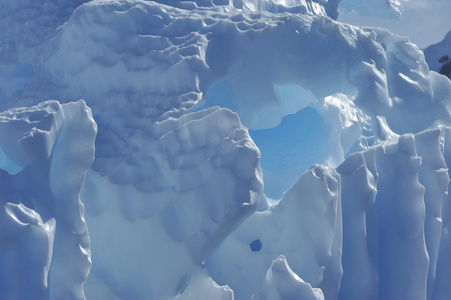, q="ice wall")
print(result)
[338,129,451,300]
[1,0,451,300]
[206,164,342,299]
[82,107,262,299]
[0,100,96,300]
